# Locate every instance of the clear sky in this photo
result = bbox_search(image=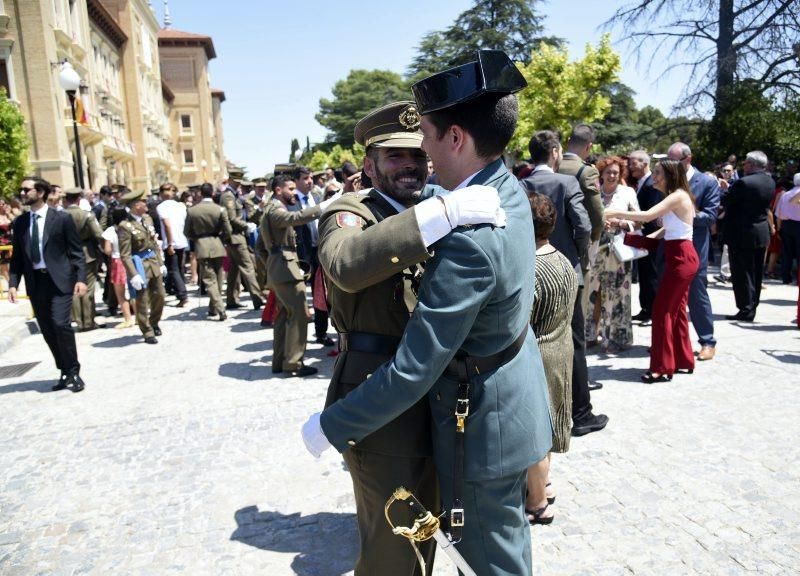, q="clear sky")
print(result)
[154,0,684,177]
